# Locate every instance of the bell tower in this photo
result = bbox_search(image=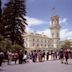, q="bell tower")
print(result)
[50,15,60,48]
